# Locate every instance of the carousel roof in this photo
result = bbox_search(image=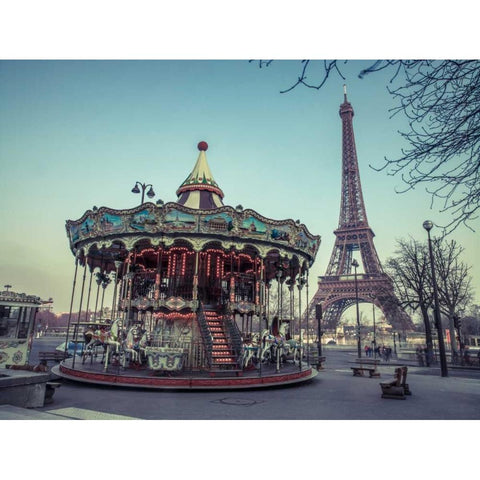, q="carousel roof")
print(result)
[176,141,224,209]
[65,140,321,270]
